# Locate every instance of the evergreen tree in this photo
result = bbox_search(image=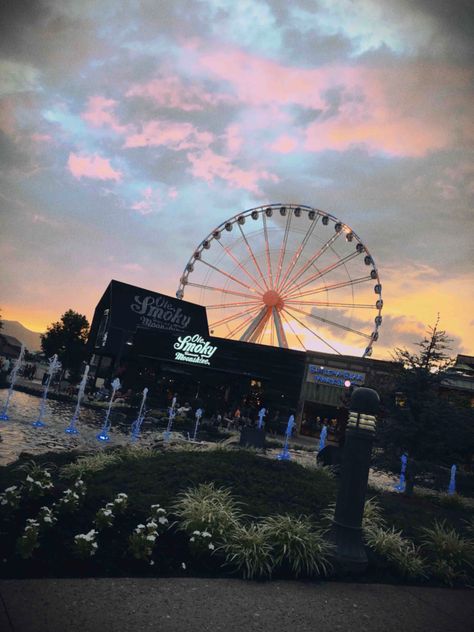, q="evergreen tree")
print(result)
[377,317,474,466]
